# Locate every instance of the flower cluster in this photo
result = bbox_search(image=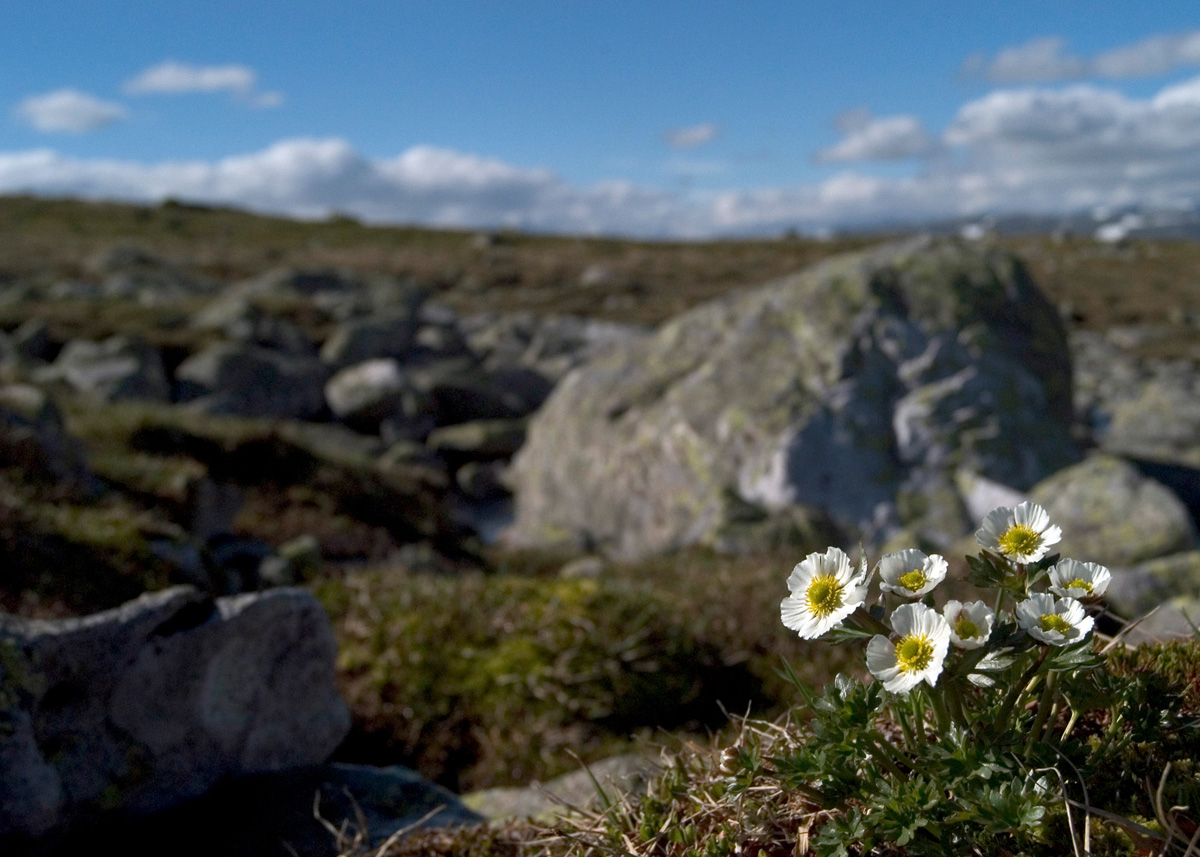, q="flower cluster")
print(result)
[781,500,1109,695]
